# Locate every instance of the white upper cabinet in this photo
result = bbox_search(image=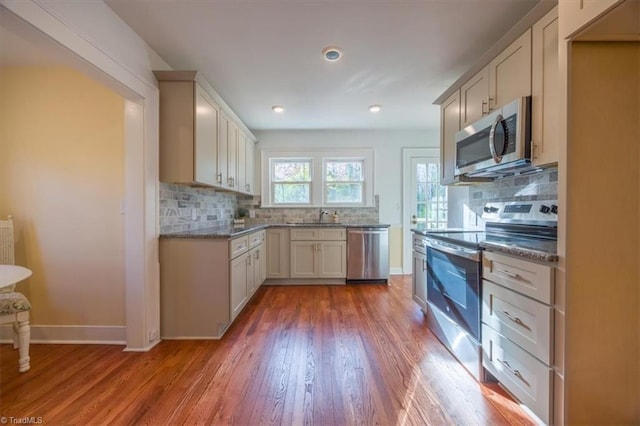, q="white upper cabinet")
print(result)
[236,130,256,195]
[154,71,220,186]
[532,7,559,166]
[440,90,461,184]
[245,136,255,195]
[460,66,489,129]
[155,70,258,194]
[488,29,532,111]
[460,29,532,130]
